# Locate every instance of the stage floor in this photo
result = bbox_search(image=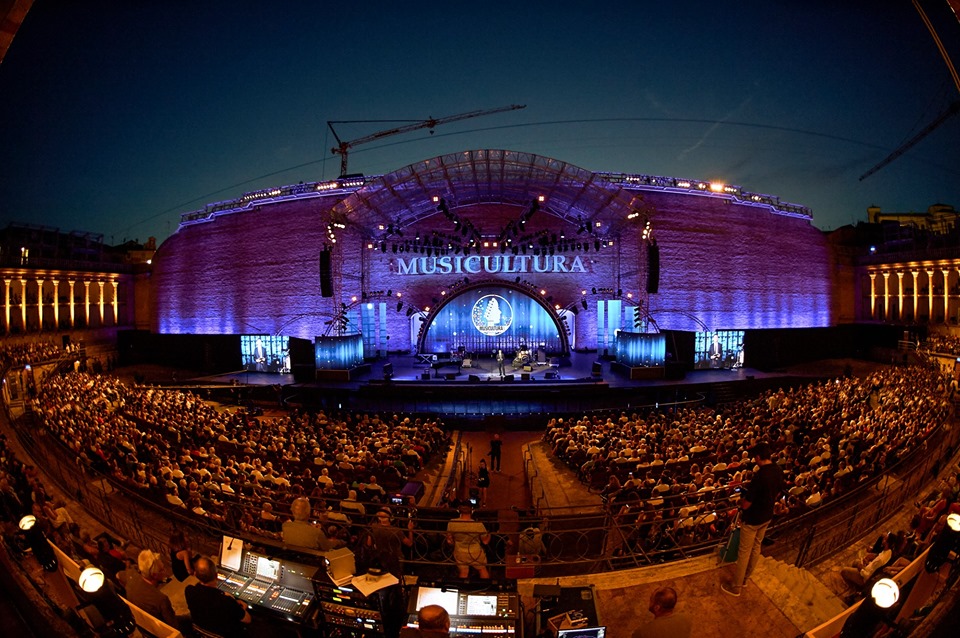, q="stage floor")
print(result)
[197,350,781,389]
[184,354,873,421]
